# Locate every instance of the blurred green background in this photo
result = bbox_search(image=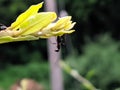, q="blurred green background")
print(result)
[0,0,120,90]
